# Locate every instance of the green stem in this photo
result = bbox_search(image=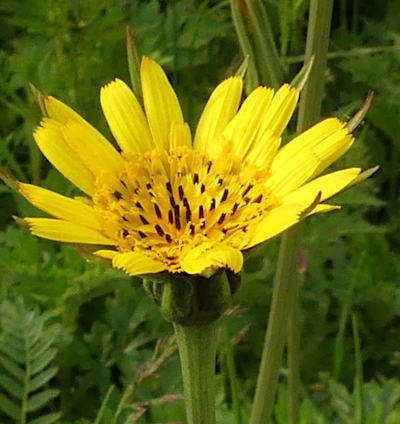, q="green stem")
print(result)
[287,268,301,424]
[352,313,364,424]
[250,1,334,423]
[174,322,218,424]
[223,324,242,424]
